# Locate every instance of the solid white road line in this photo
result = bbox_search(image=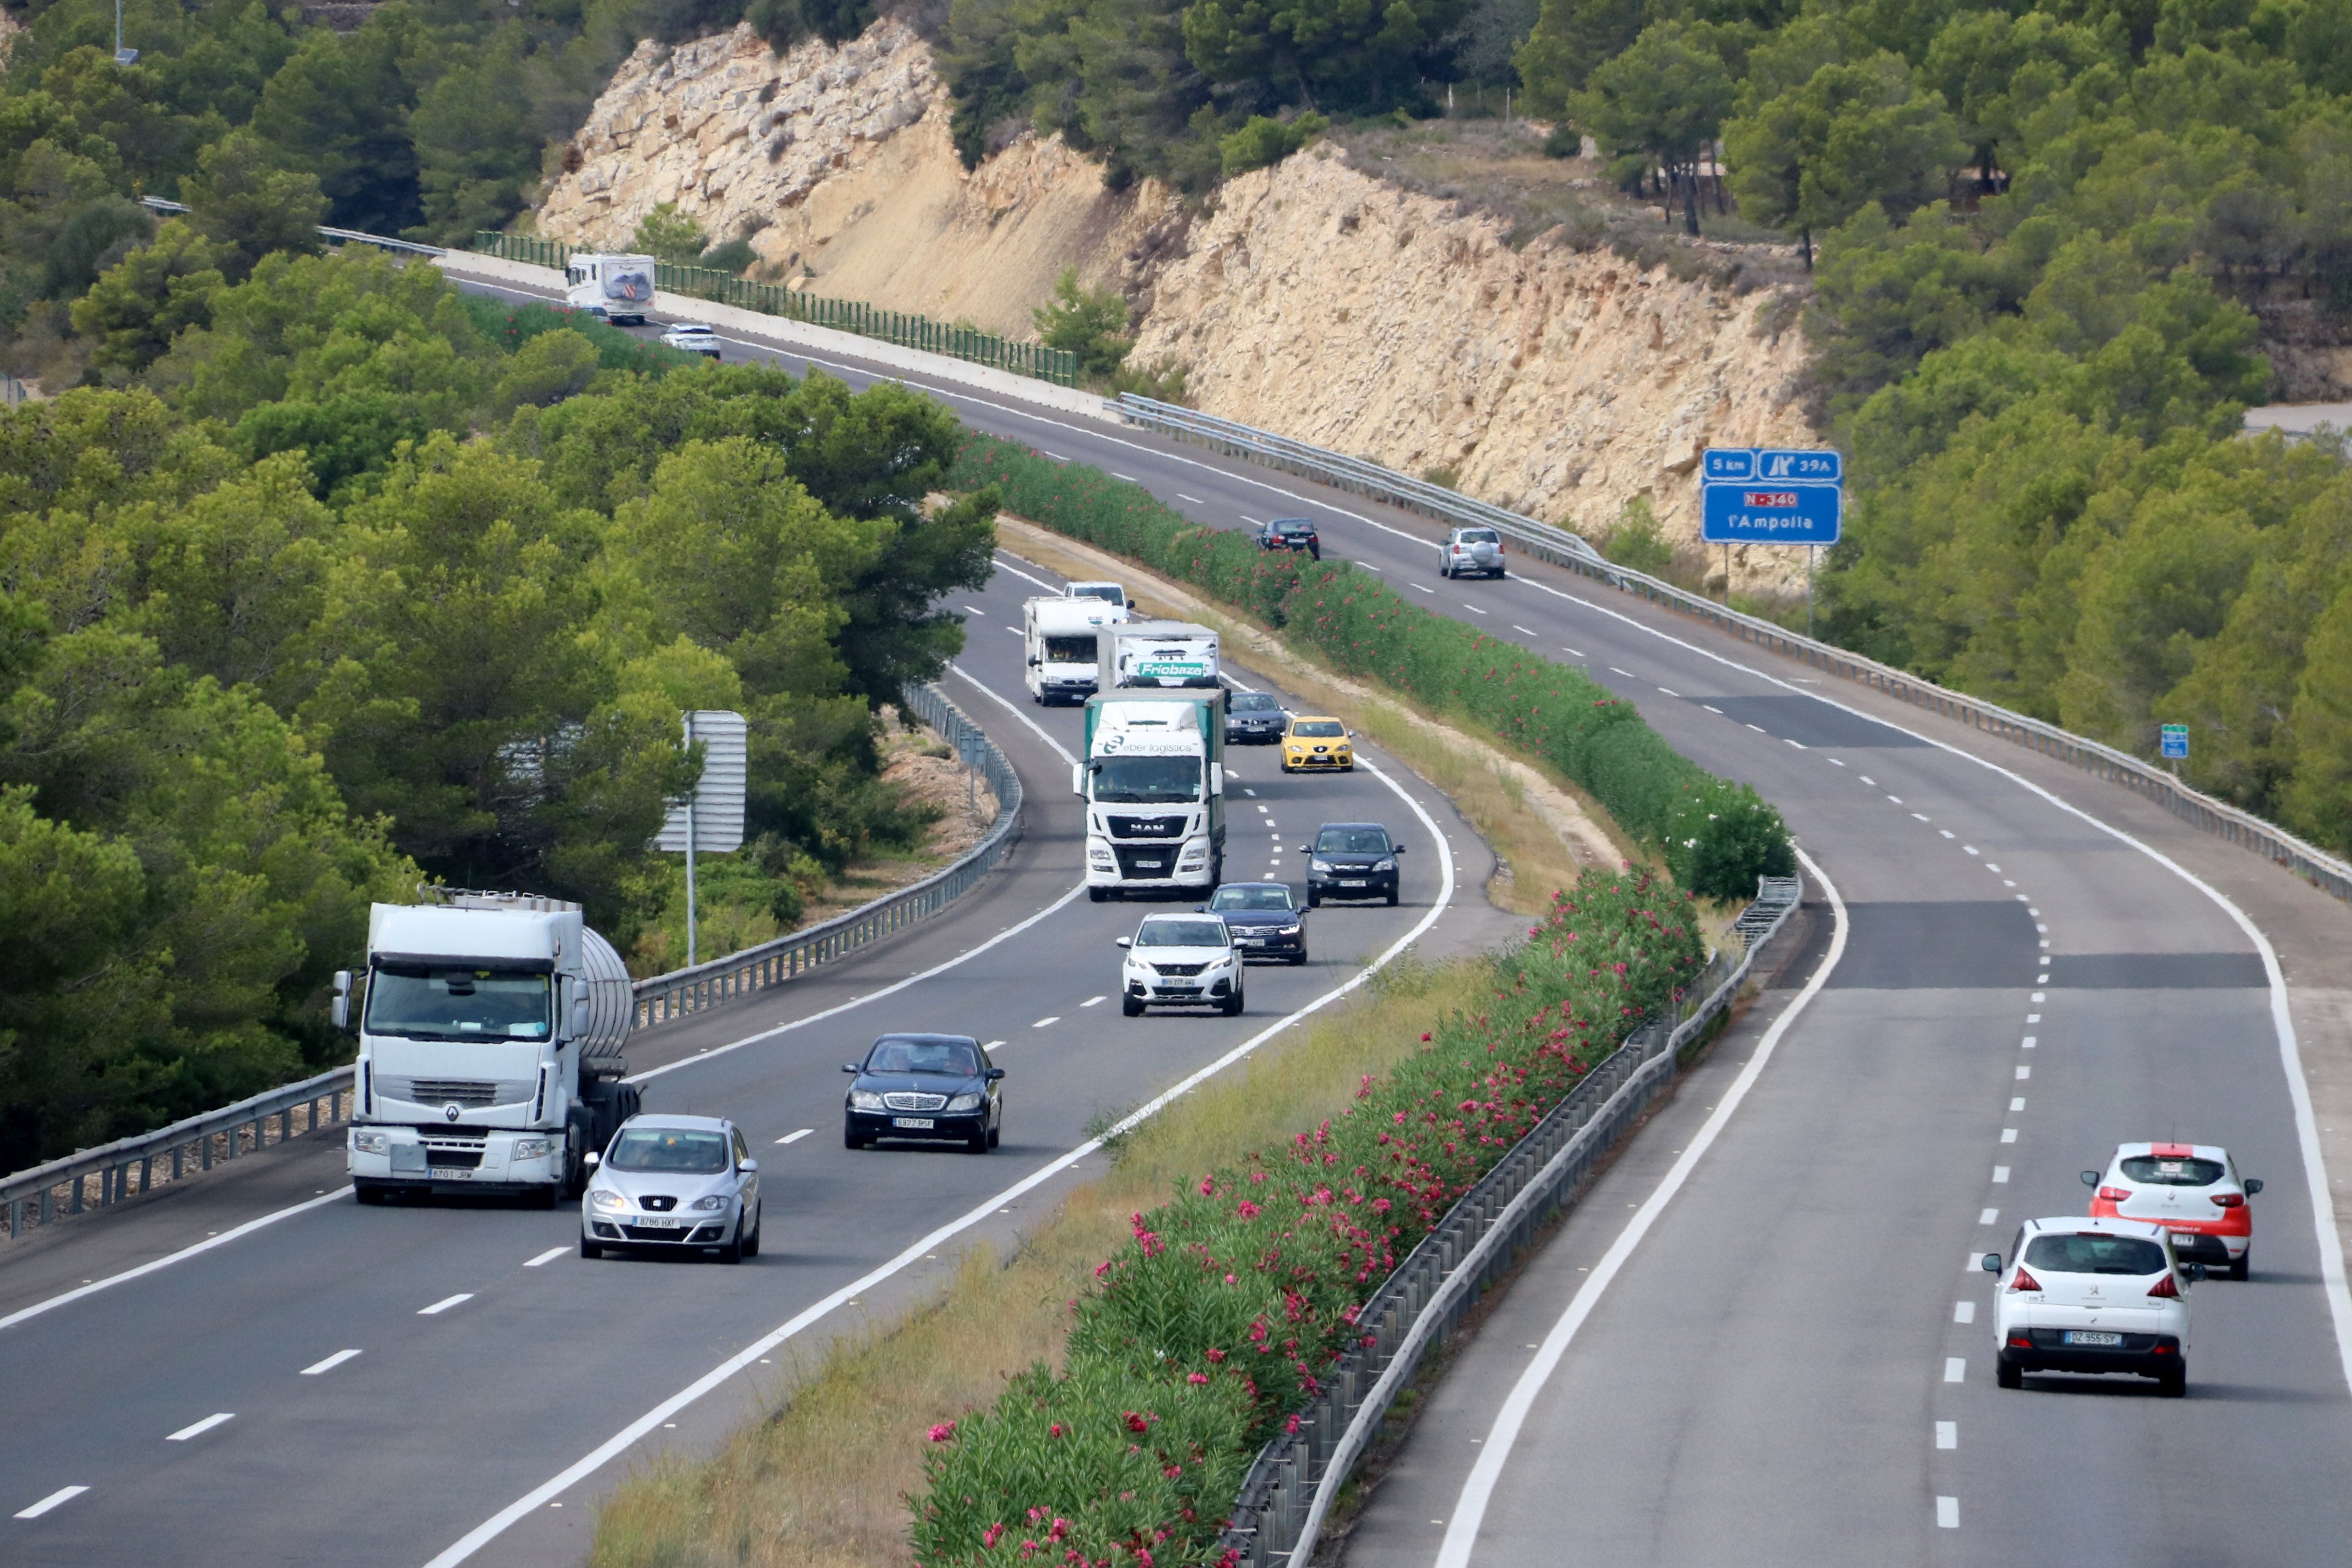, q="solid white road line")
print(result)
[301,1349,363,1376]
[777,1129,813,1145]
[166,1413,235,1442]
[1431,846,1846,1568]
[425,758,1457,1568]
[947,662,1077,766]
[992,555,1060,592]
[14,1485,87,1519]
[418,1294,474,1317]
[523,1248,568,1268]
